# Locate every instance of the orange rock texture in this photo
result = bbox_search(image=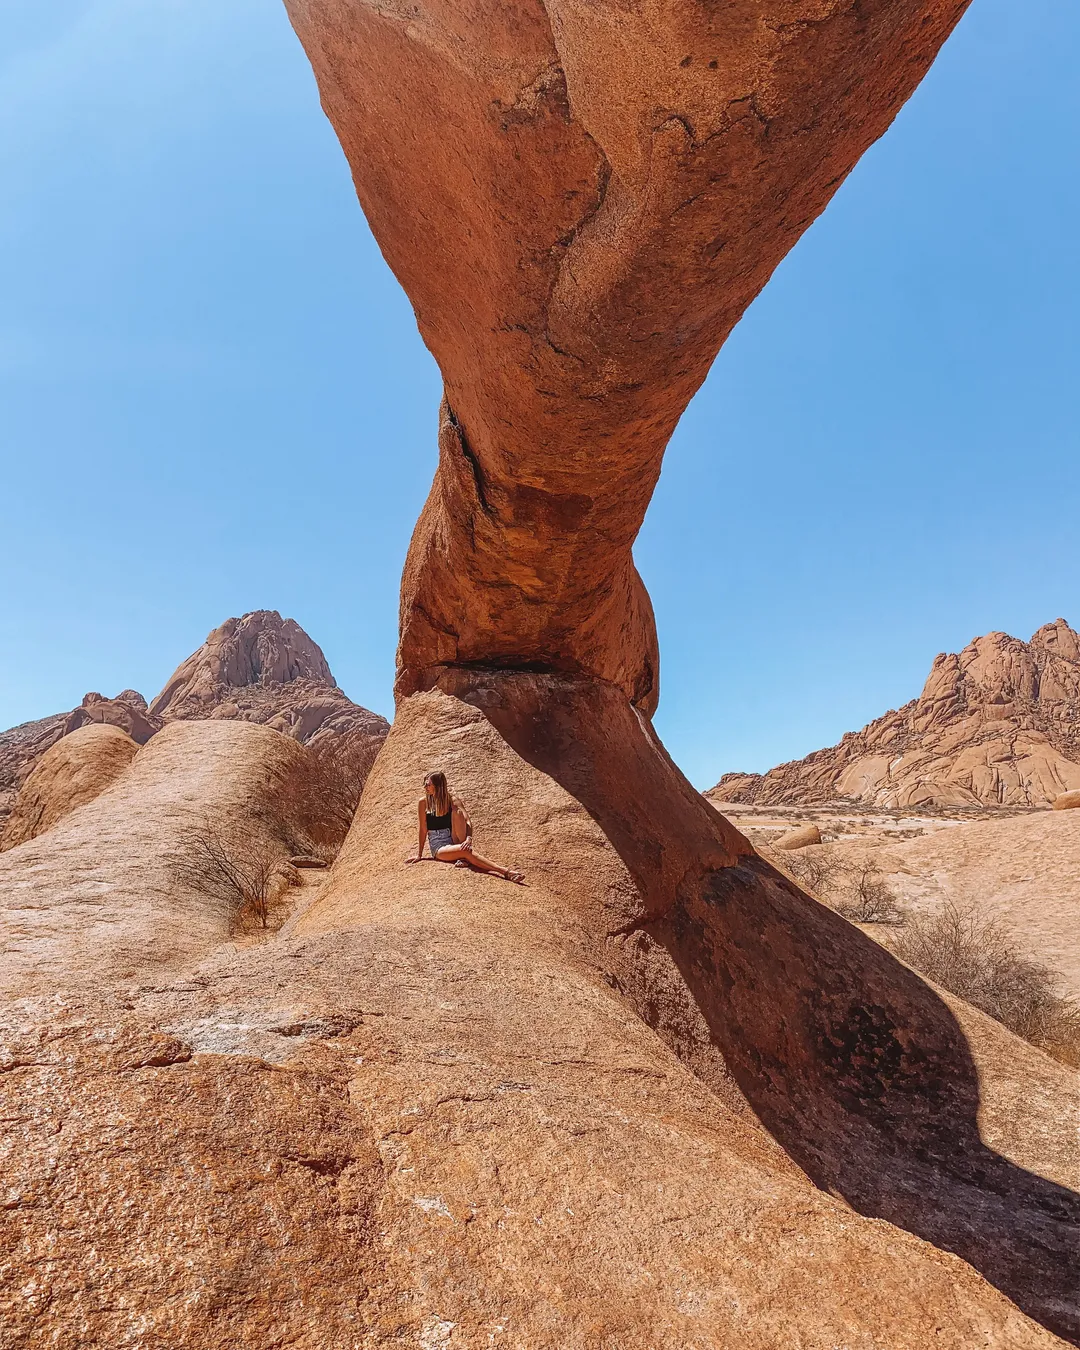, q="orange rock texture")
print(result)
[5,3,1080,1346]
[285,0,974,711]
[0,723,138,852]
[2,691,1077,1346]
[714,620,1080,808]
